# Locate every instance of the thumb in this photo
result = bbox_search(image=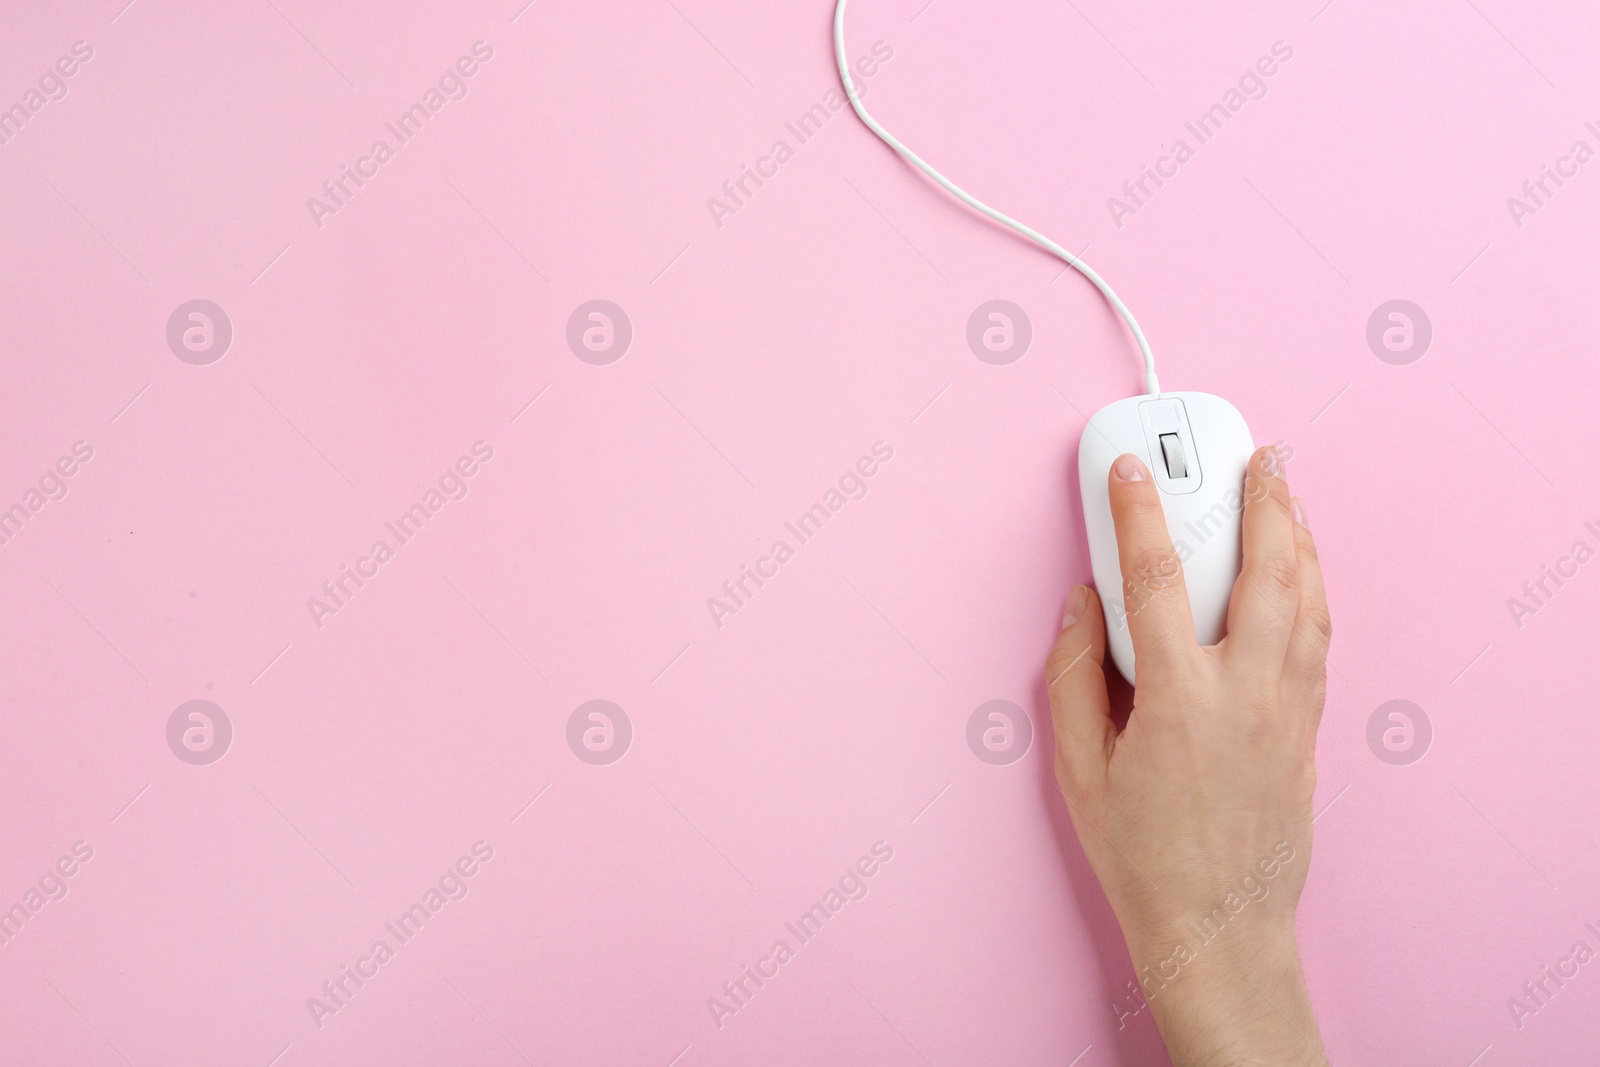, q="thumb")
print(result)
[1046,584,1114,798]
